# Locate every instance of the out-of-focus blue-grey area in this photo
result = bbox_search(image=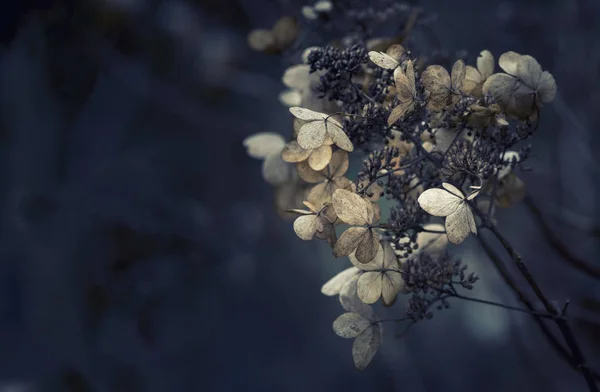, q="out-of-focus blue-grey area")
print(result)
[0,0,599,391]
